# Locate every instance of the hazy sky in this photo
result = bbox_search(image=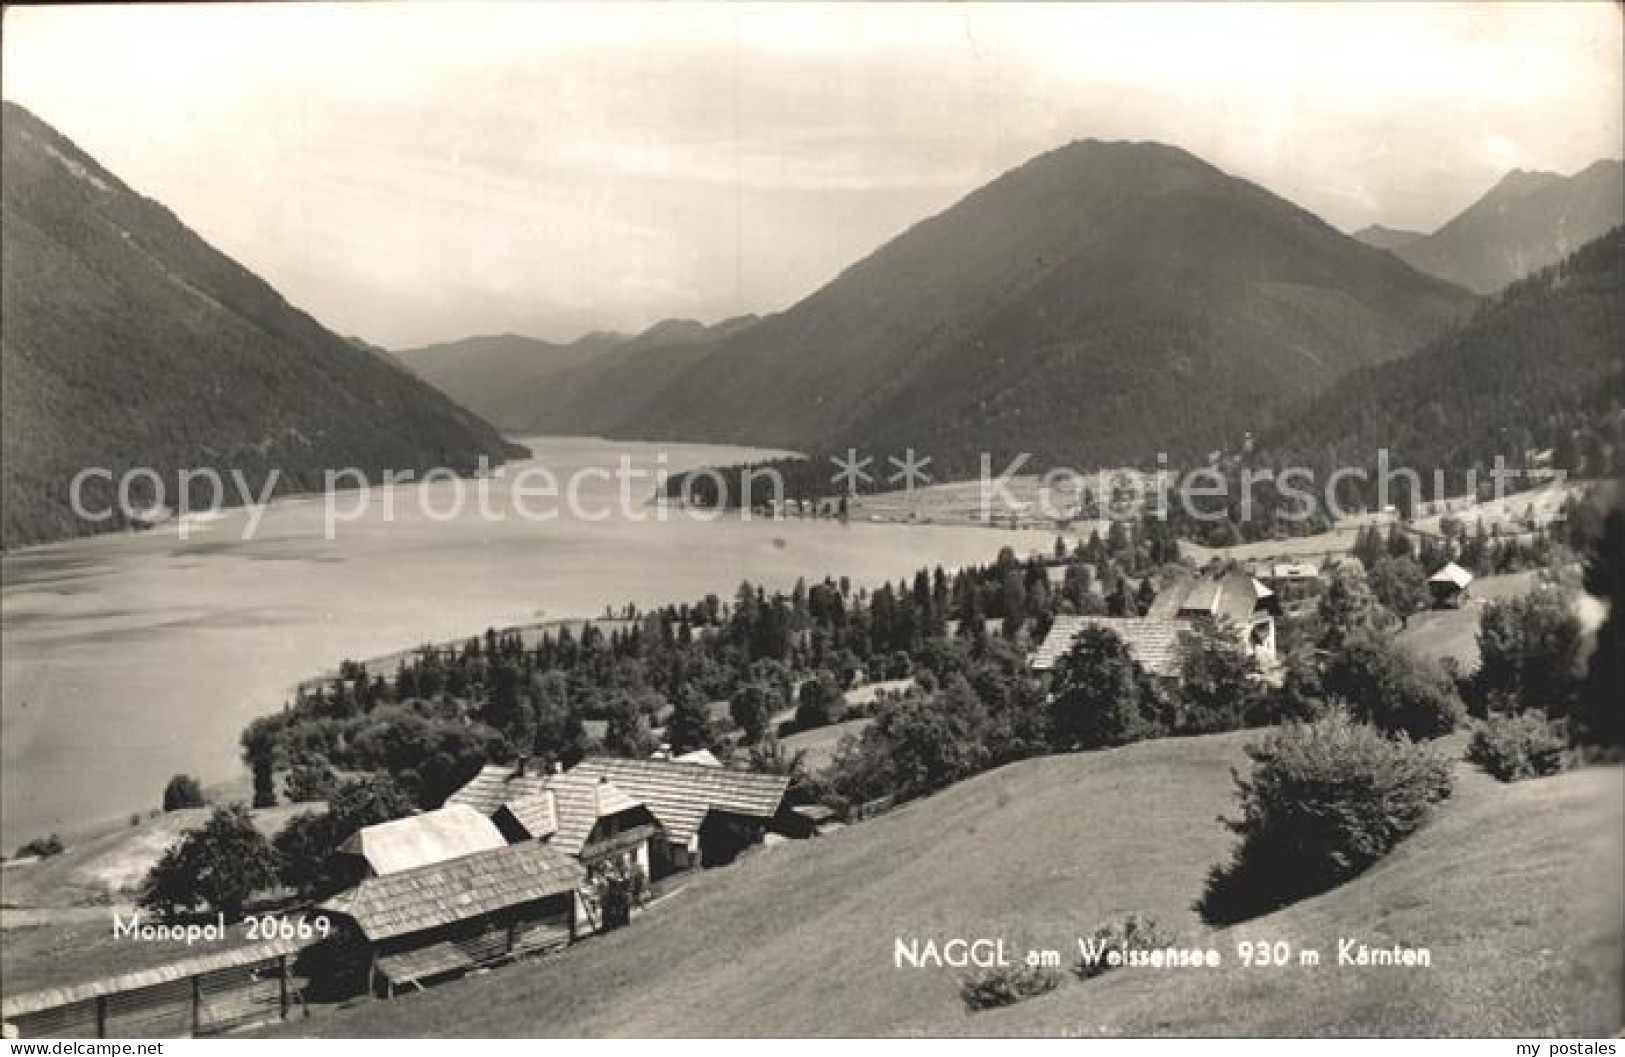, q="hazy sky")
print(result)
[4,2,1620,347]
